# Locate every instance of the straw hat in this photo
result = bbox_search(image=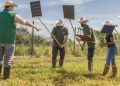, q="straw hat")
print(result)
[104,21,113,26]
[56,19,64,26]
[4,0,18,7]
[79,17,88,23]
